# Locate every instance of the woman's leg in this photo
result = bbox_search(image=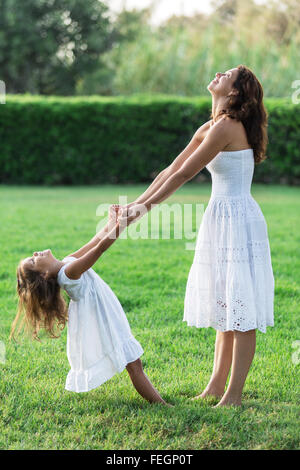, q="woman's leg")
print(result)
[194,330,234,399]
[215,329,256,407]
[126,358,168,405]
